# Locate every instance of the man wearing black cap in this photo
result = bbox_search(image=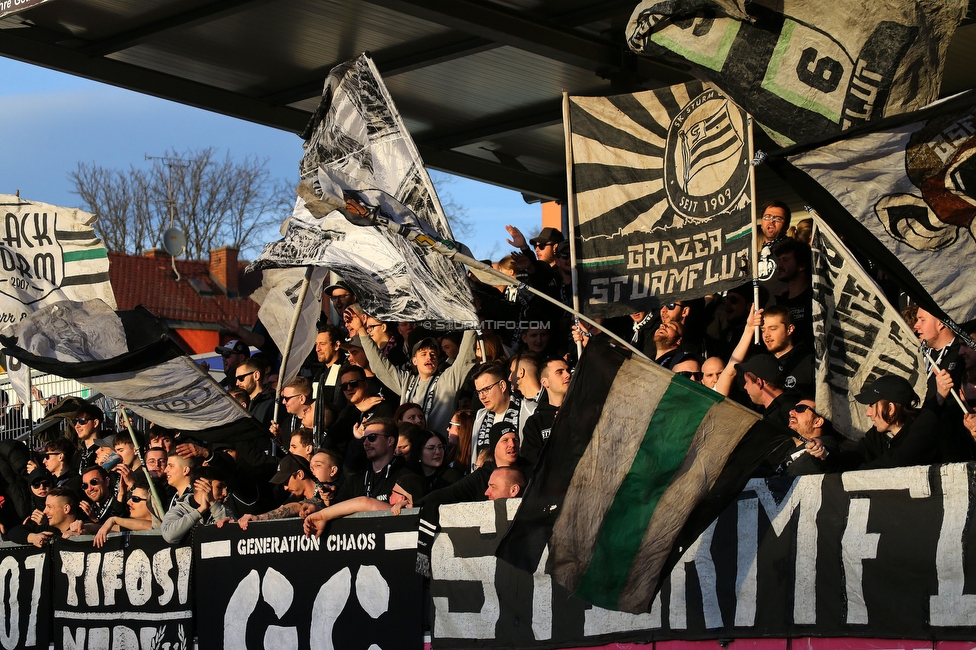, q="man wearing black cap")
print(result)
[232,454,324,528]
[736,354,800,429]
[528,227,565,267]
[215,340,249,389]
[324,280,358,313]
[840,375,941,470]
